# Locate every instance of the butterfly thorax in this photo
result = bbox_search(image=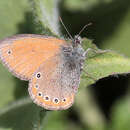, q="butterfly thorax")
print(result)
[62,35,85,72]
